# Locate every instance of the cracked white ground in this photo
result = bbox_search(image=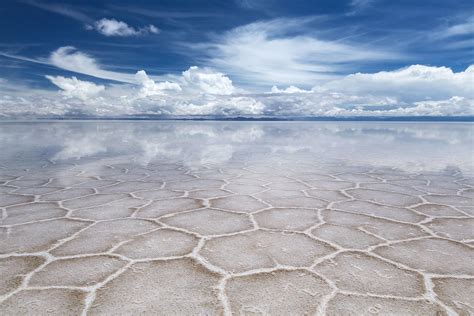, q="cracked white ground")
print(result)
[0,121,473,315]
